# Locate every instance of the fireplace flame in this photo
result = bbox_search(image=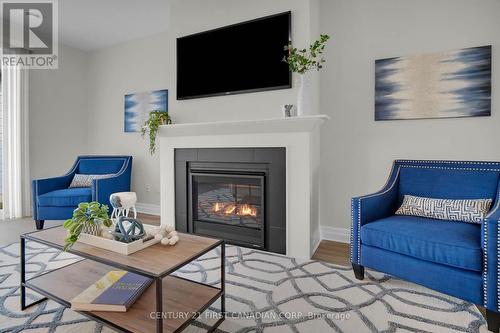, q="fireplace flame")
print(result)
[239,204,257,217]
[224,204,237,215]
[212,202,257,217]
[213,202,223,213]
